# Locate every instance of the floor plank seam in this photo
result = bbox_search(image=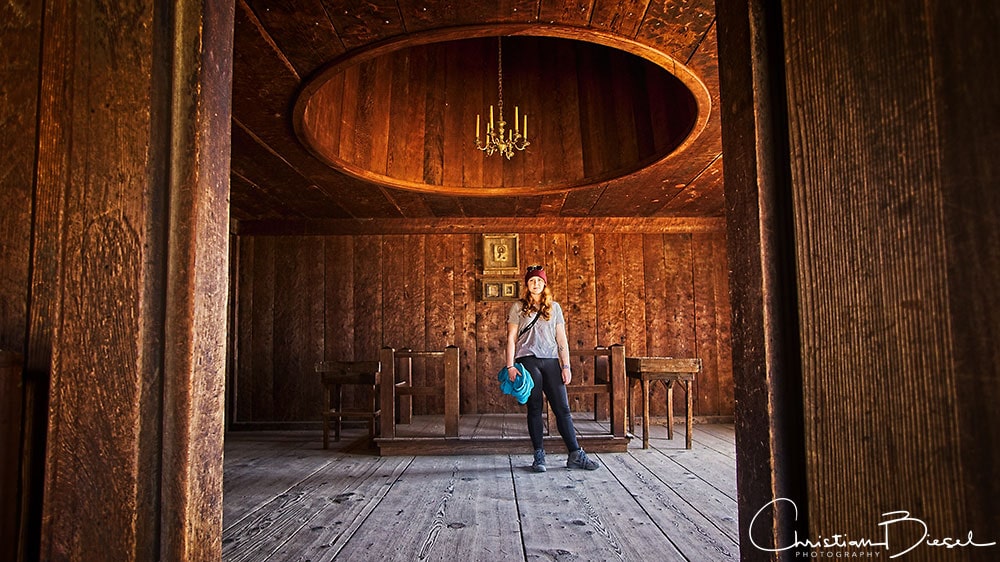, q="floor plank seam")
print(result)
[322,455,416,560]
[559,462,630,560]
[223,456,338,535]
[629,452,739,544]
[506,455,530,562]
[600,455,707,561]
